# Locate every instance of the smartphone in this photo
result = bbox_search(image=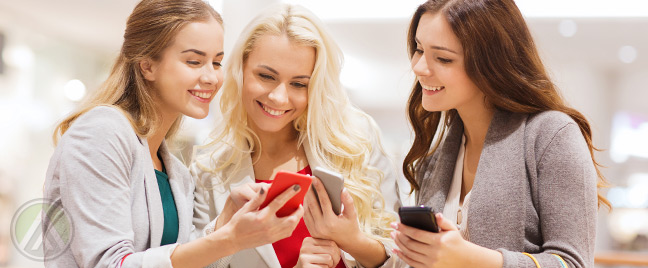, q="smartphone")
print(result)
[398,206,439,233]
[259,171,312,217]
[312,167,345,215]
